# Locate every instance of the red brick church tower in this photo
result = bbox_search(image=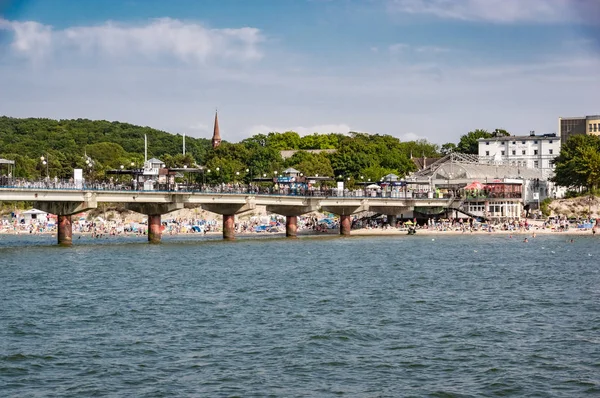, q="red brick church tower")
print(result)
[212,110,221,149]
